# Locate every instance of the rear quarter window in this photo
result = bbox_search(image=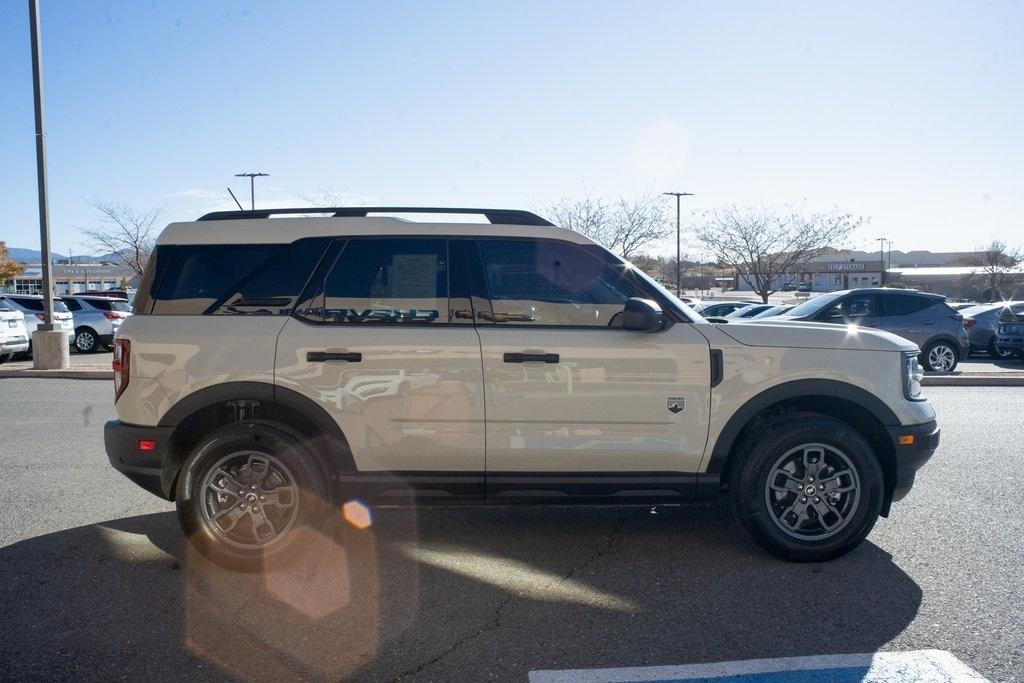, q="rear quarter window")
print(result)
[149,244,285,315]
[883,295,933,316]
